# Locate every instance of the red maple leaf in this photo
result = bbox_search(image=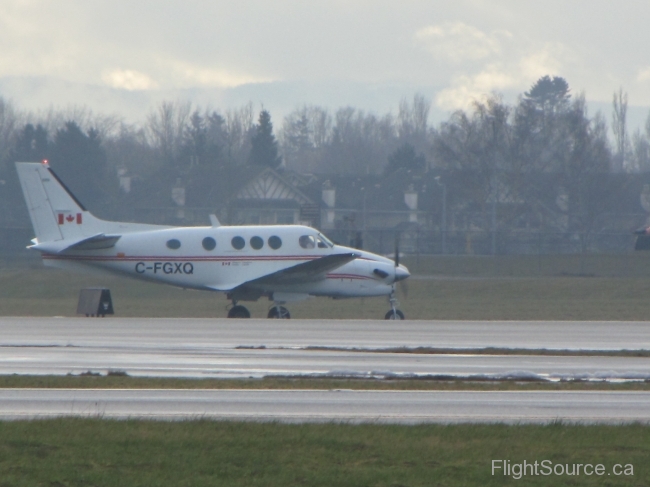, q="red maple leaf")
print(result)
[65,214,74,222]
